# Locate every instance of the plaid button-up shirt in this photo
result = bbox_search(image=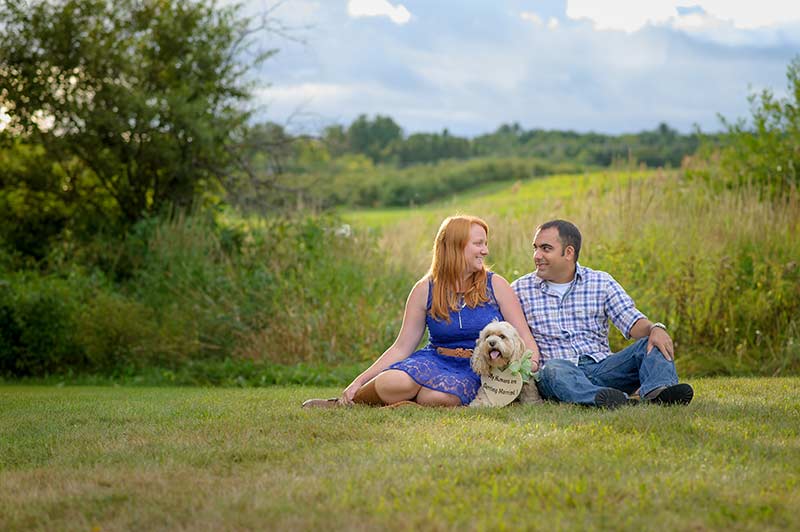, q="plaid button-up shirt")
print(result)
[511,264,646,365]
